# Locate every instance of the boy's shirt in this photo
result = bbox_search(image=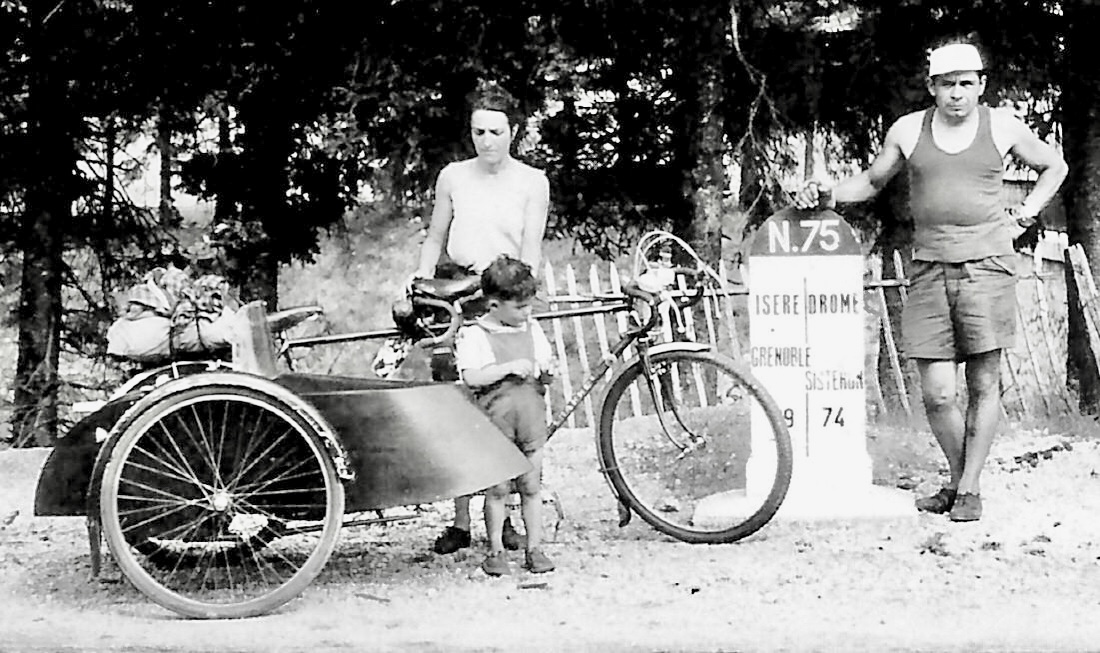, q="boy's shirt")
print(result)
[455,315,554,383]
